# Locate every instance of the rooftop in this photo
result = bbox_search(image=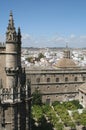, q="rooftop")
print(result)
[55,57,78,69]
